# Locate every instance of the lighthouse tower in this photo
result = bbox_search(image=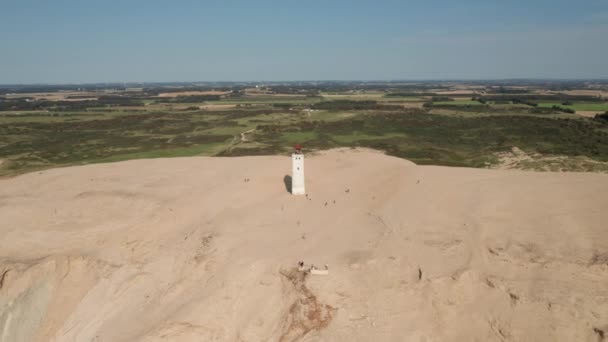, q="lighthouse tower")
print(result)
[291,144,306,195]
